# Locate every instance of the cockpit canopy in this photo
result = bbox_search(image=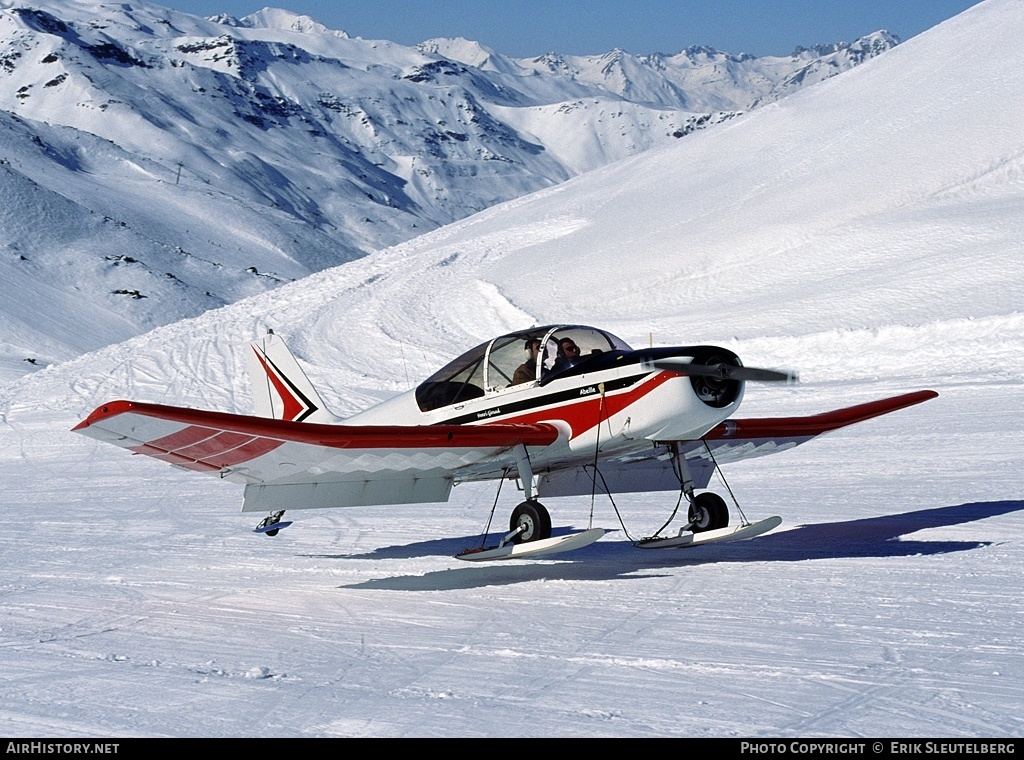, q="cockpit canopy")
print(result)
[415,325,632,412]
